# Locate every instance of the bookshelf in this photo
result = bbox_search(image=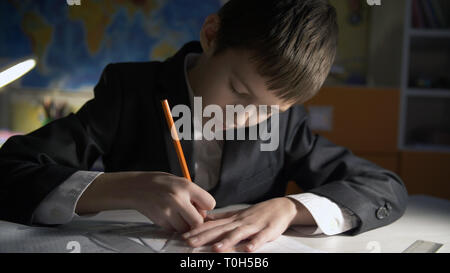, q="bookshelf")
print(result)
[399,0,450,152]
